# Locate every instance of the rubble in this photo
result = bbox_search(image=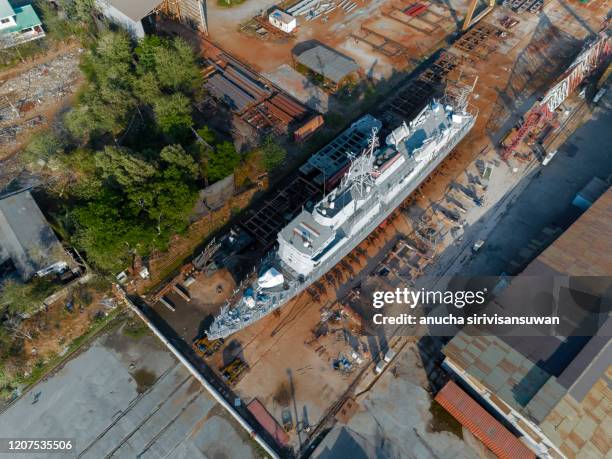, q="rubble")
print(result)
[0,48,82,150]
